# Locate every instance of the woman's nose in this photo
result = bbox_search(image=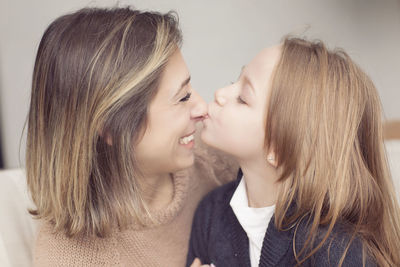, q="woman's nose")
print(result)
[190,90,208,121]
